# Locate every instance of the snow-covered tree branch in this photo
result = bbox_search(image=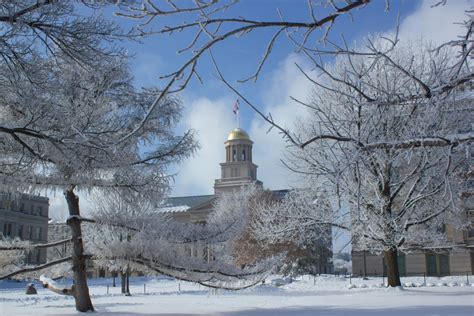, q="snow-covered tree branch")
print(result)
[256,38,472,287]
[85,186,276,290]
